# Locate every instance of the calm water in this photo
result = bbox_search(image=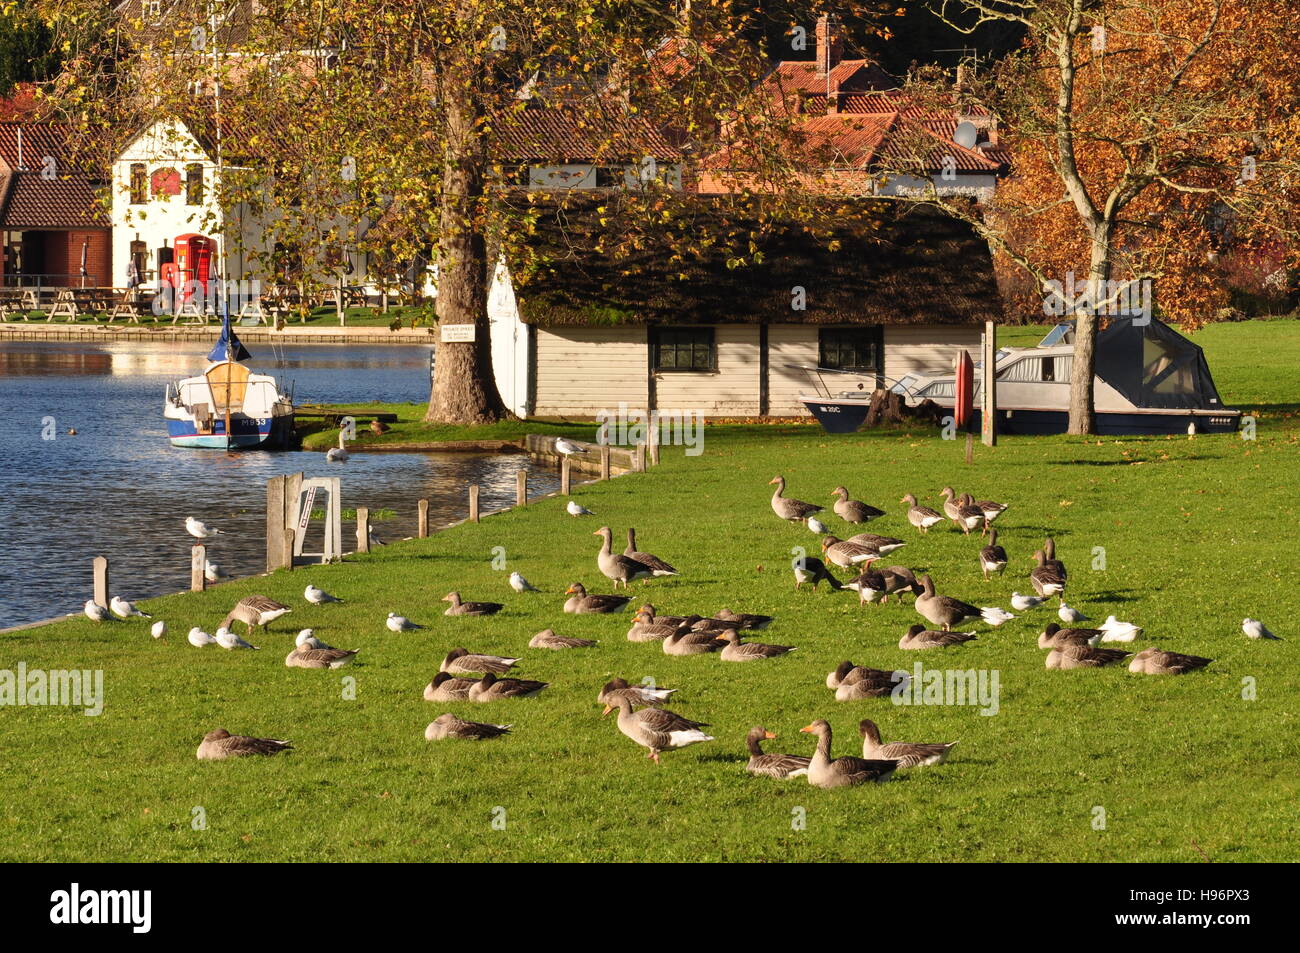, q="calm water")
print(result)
[0,340,560,627]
